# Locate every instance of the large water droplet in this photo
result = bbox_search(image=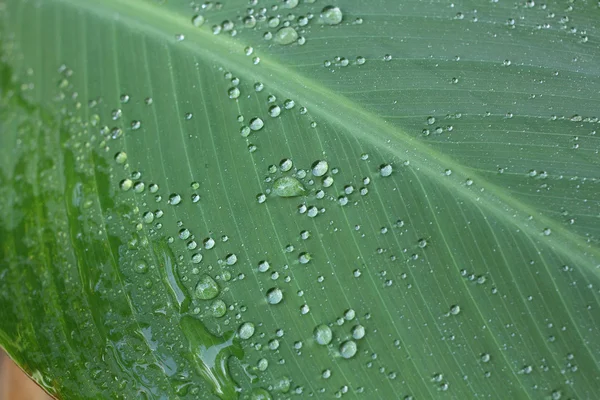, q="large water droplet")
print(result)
[273,176,306,197]
[274,27,299,45]
[238,322,255,339]
[195,274,219,300]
